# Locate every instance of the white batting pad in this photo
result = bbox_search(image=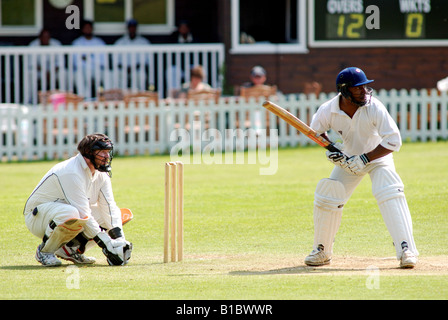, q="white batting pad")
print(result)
[372,175,418,259]
[313,179,346,255]
[378,189,418,259]
[41,218,87,253]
